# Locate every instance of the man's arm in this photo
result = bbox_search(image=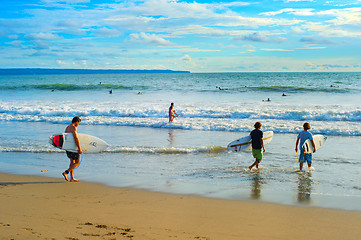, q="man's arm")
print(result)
[72,129,82,154]
[311,139,316,153]
[295,138,300,152]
